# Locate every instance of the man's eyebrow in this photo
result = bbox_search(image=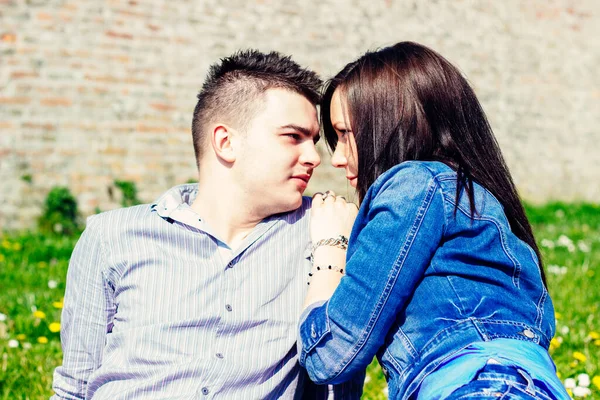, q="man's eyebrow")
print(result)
[278,124,319,138]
